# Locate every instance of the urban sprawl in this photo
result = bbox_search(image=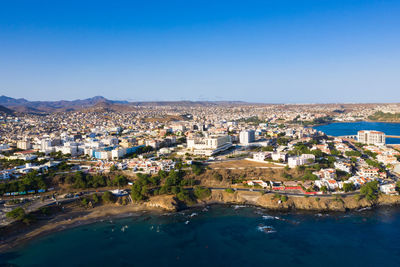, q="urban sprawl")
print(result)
[1,101,400,226]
